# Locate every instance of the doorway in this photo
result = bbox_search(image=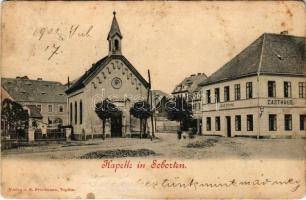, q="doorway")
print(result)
[225,116,231,137]
[111,111,122,137]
